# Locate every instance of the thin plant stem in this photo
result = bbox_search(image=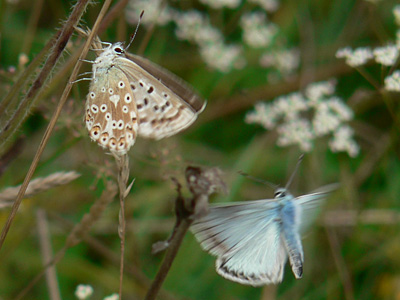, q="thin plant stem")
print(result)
[0,0,113,251]
[144,218,192,300]
[113,153,134,299]
[0,0,90,148]
[36,209,61,300]
[145,166,225,300]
